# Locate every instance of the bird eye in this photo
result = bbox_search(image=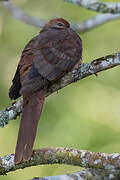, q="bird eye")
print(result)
[57,23,64,27]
